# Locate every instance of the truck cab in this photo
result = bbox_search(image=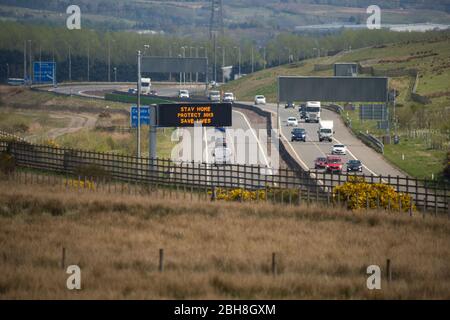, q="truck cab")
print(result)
[305,101,321,123]
[140,77,151,95]
[318,120,334,142]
